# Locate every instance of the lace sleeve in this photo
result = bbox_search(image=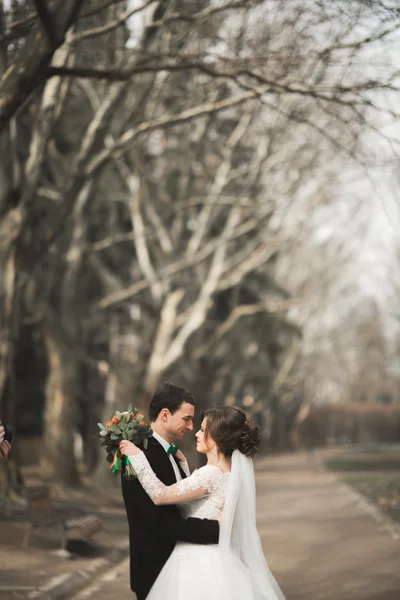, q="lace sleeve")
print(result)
[128,453,219,506]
